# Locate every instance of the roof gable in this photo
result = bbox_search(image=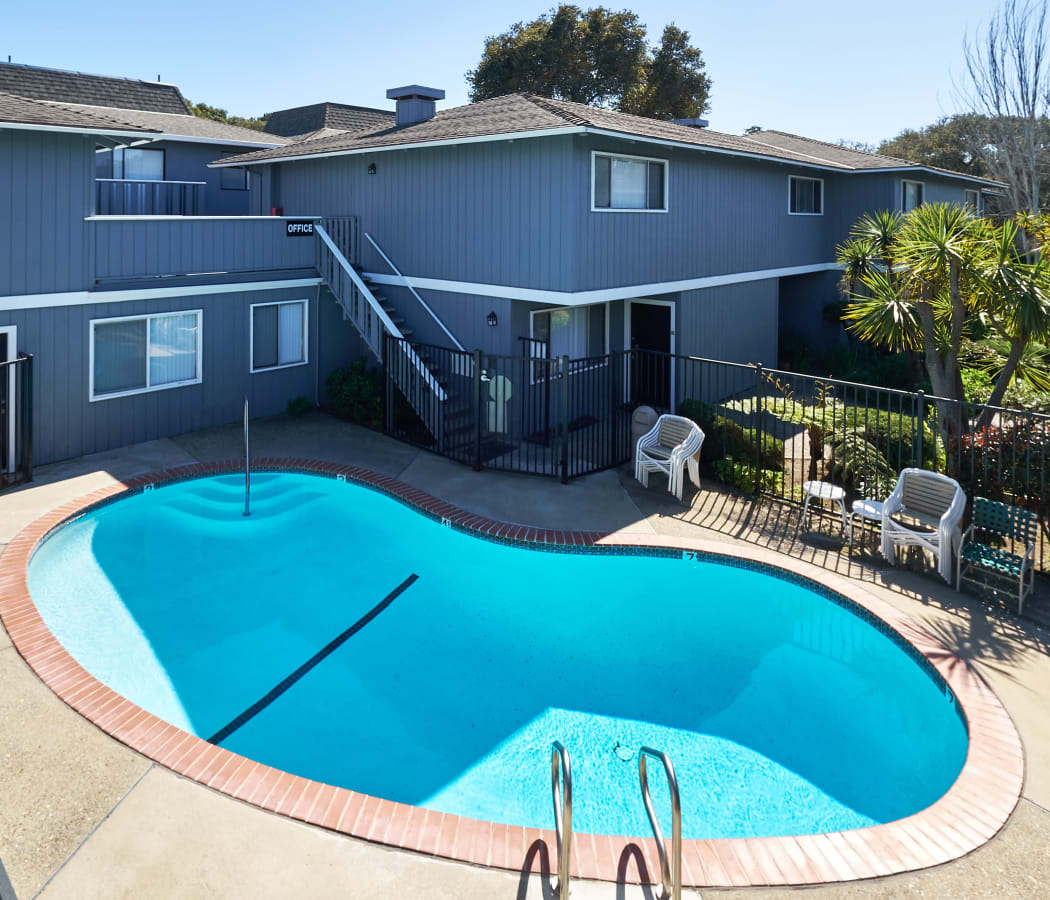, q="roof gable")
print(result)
[264,102,395,138]
[0,62,191,115]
